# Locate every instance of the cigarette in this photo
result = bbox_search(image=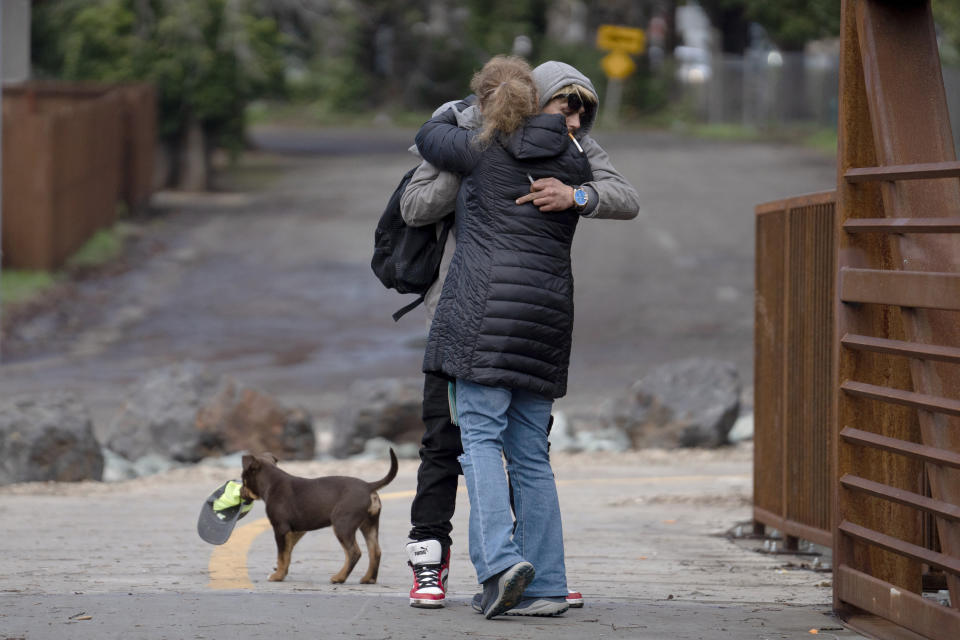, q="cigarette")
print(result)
[568,132,583,153]
[527,173,535,185]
